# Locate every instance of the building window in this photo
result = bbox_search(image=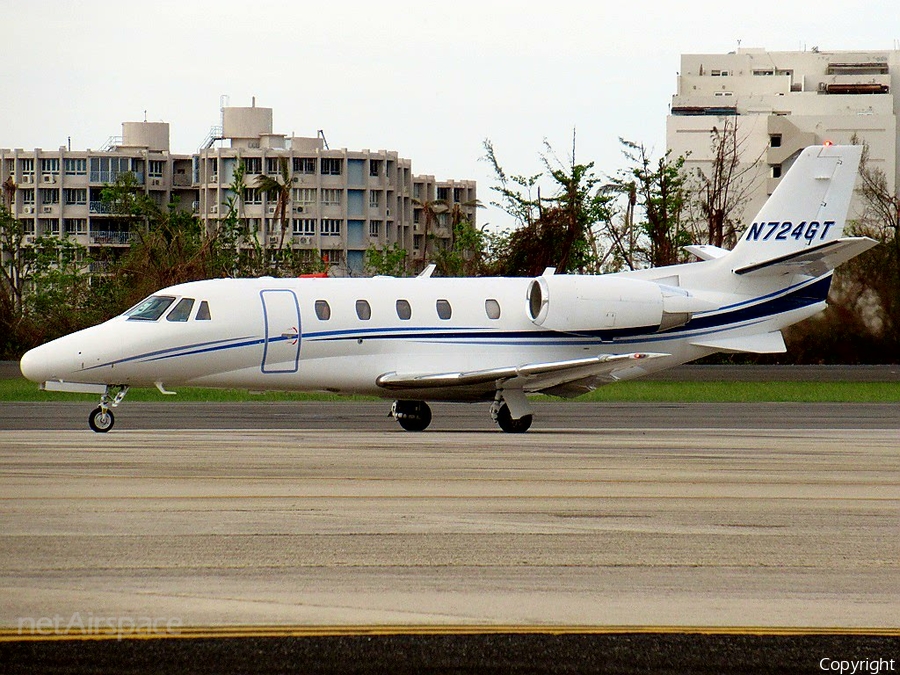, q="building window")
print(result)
[20,158,35,176]
[293,188,316,206]
[64,188,87,205]
[244,157,262,174]
[322,189,342,206]
[396,299,412,320]
[436,299,452,320]
[485,299,501,320]
[64,158,86,176]
[437,187,450,201]
[40,189,59,205]
[64,218,87,235]
[772,165,782,178]
[41,158,60,175]
[320,158,342,175]
[321,219,342,236]
[770,135,782,148]
[243,187,262,204]
[148,160,164,178]
[293,218,317,236]
[369,159,382,177]
[369,220,381,237]
[21,189,35,204]
[38,218,60,235]
[294,157,316,174]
